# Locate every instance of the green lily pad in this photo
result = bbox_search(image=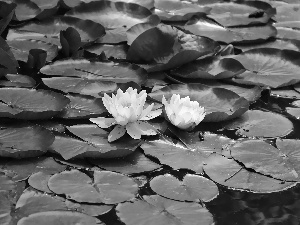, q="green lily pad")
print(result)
[0,191,12,225]
[150,174,218,202]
